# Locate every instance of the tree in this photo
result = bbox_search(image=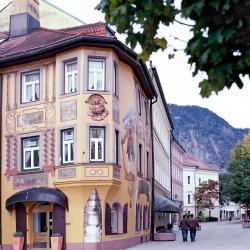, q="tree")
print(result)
[194,180,219,213]
[226,132,250,210]
[96,0,250,97]
[219,174,231,206]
